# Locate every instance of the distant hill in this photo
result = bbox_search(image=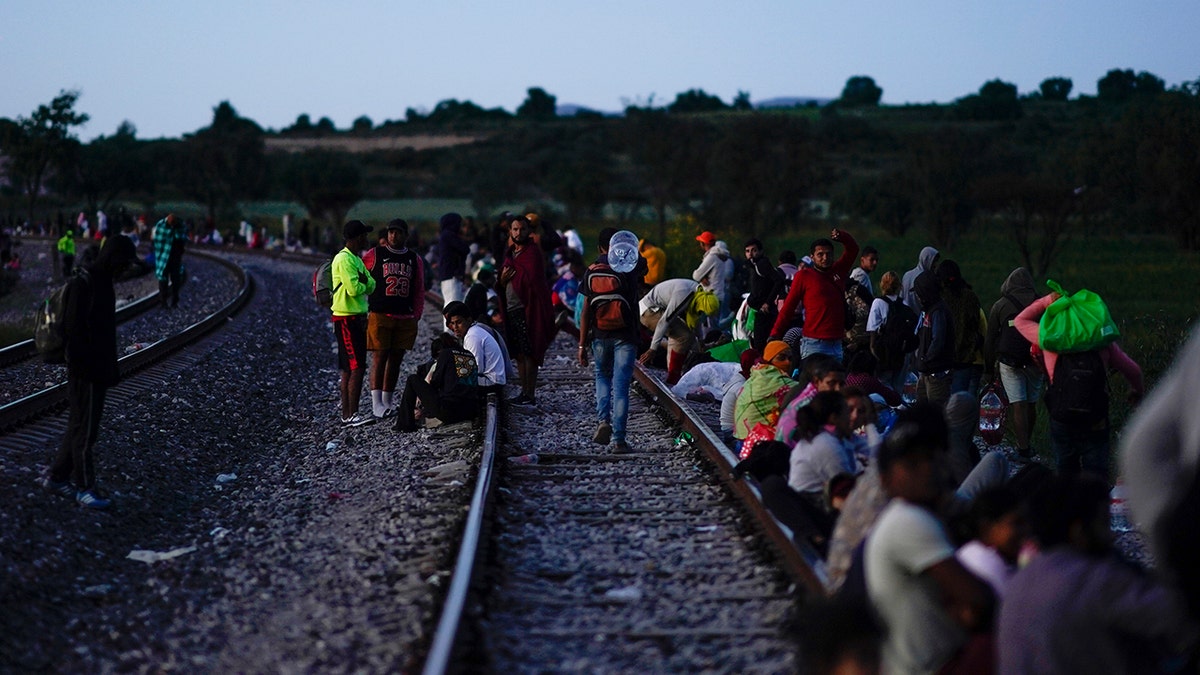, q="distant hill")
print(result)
[755,96,833,109]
